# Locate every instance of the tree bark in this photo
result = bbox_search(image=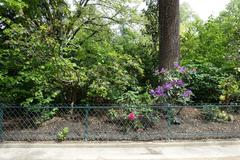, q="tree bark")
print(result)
[158,0,180,69]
